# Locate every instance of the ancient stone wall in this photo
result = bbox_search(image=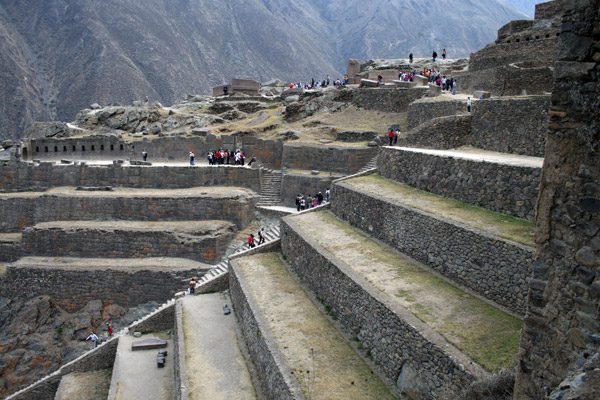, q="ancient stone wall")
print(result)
[466,64,555,96]
[470,39,558,72]
[398,115,473,150]
[28,136,126,162]
[514,0,600,397]
[20,223,235,263]
[471,95,550,157]
[351,87,428,113]
[0,266,191,311]
[229,261,303,400]
[535,0,563,20]
[0,163,261,192]
[280,173,339,207]
[280,218,480,399]
[0,192,256,231]
[378,147,541,220]
[331,183,534,315]
[407,98,469,128]
[5,338,119,400]
[0,238,21,262]
[282,143,376,174]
